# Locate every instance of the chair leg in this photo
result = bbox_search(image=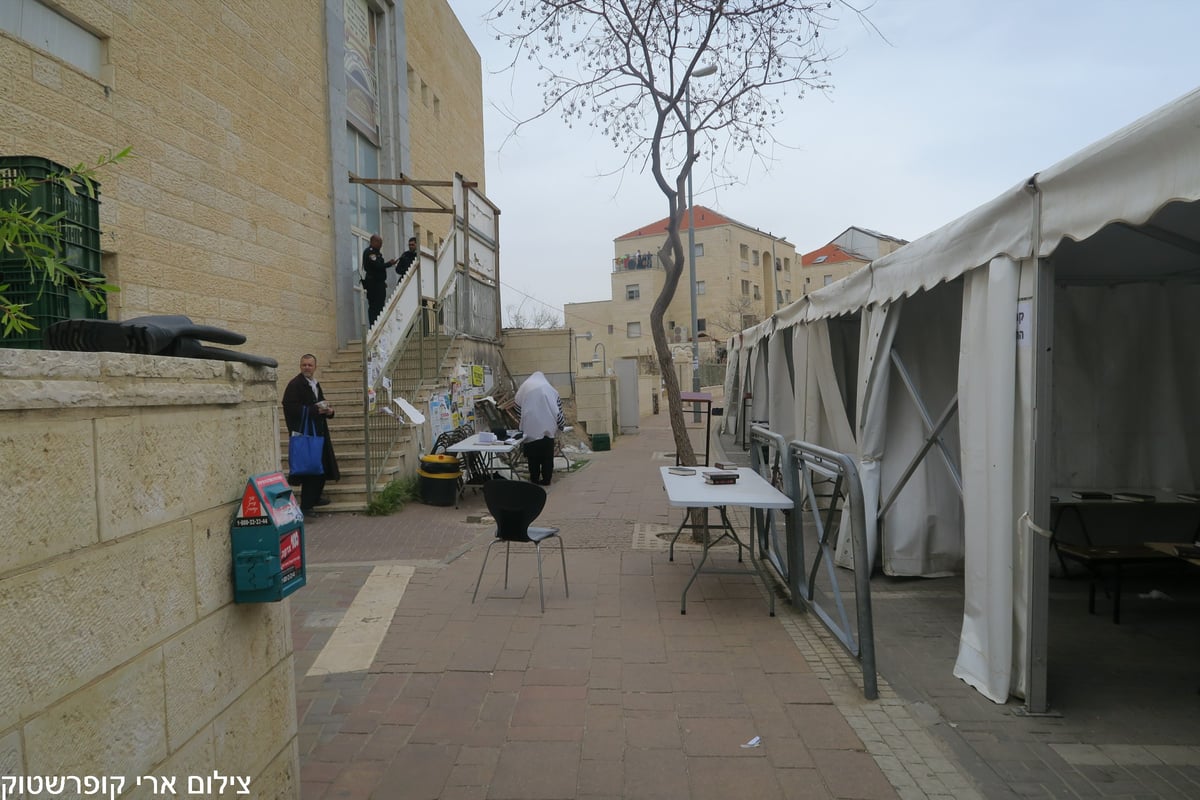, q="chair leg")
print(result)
[504,541,511,589]
[534,542,545,613]
[472,539,501,604]
[557,535,569,598]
